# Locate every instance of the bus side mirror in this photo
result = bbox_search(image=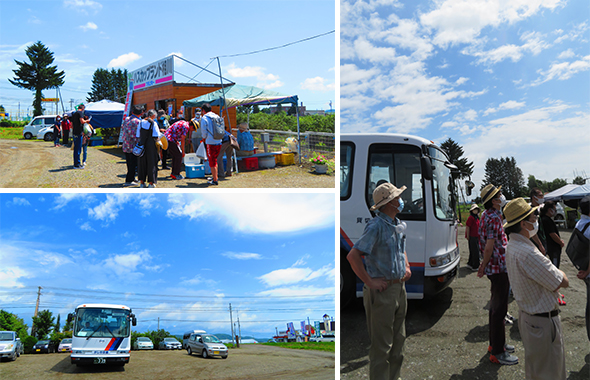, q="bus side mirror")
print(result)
[67,313,74,323]
[465,180,475,196]
[130,314,137,326]
[421,156,433,181]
